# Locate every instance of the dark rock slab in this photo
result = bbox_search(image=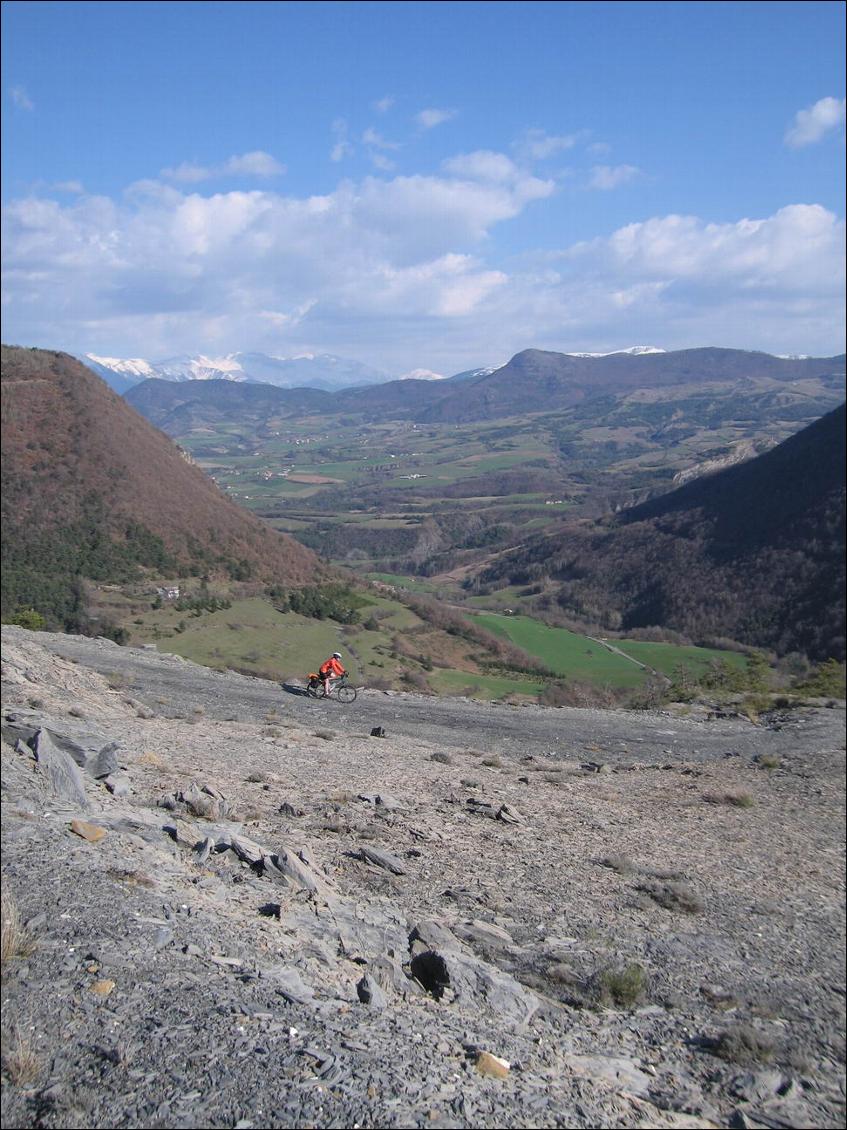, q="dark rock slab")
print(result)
[31,729,90,809]
[408,919,539,1027]
[357,845,406,874]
